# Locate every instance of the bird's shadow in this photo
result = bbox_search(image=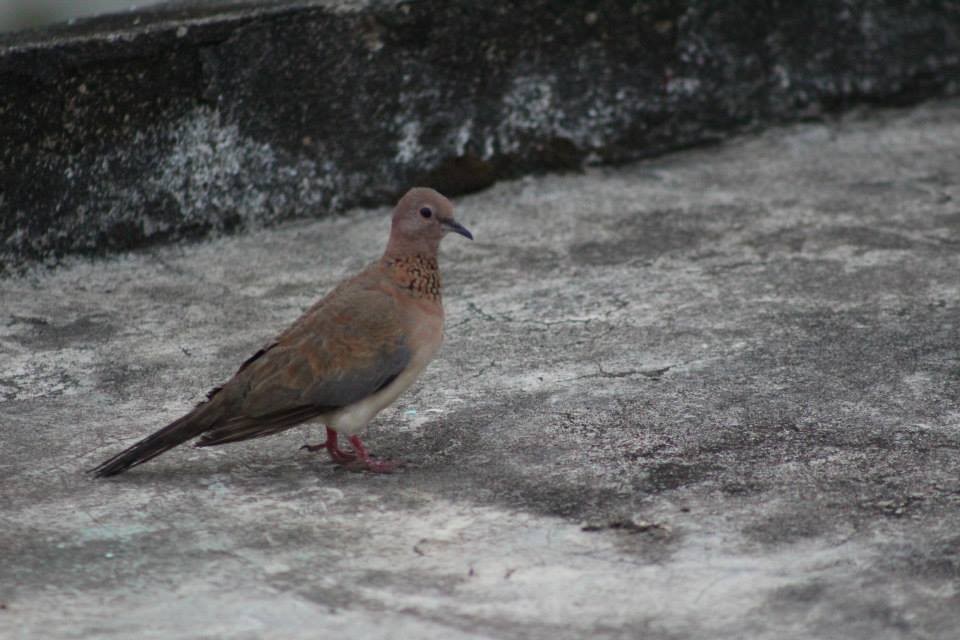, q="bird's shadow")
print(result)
[84,447,410,490]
